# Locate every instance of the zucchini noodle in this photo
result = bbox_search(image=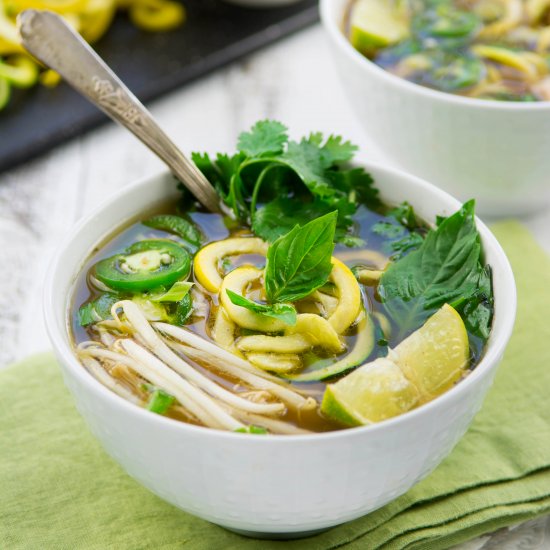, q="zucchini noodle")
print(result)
[195,238,367,375]
[0,0,185,111]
